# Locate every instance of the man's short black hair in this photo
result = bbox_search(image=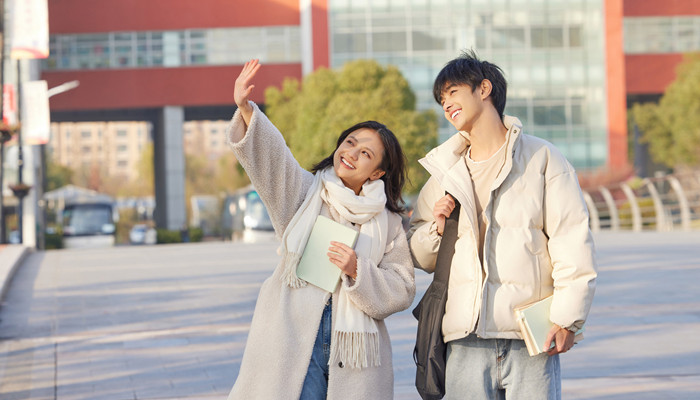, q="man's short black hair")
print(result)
[433,49,508,120]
